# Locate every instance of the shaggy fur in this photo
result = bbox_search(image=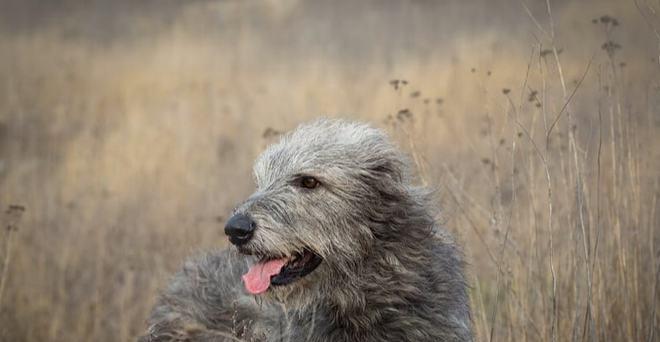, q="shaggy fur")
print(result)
[139,119,473,341]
